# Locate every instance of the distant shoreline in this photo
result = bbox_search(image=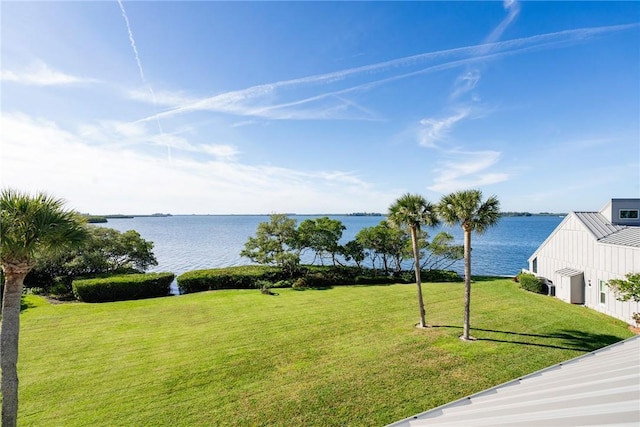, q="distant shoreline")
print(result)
[90,212,565,219]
